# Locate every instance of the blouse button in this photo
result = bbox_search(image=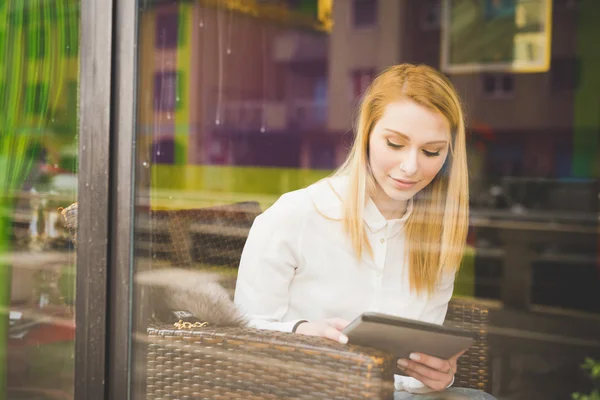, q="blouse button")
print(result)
[380,238,385,244]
